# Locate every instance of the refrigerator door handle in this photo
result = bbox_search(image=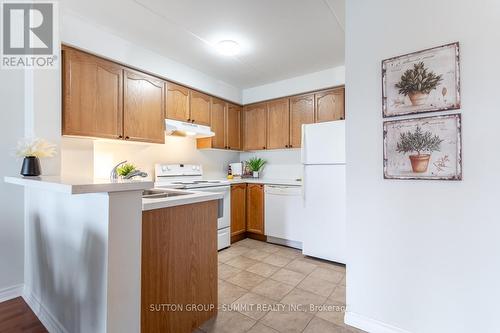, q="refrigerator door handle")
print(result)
[302,165,306,207]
